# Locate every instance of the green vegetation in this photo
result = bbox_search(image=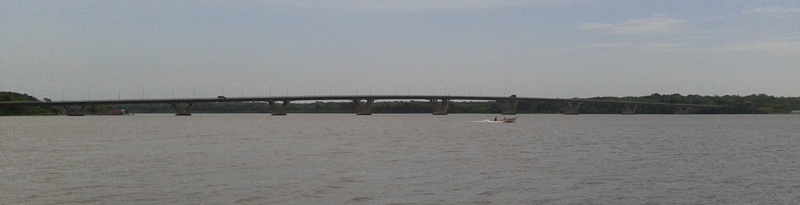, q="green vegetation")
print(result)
[587,93,800,114]
[2,91,799,115]
[0,91,57,115]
